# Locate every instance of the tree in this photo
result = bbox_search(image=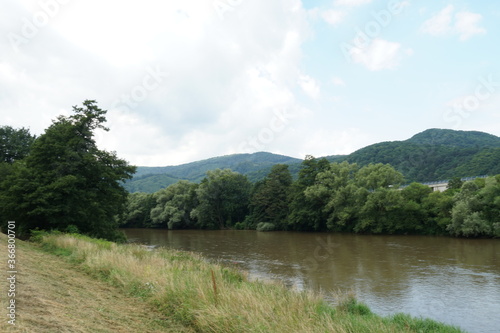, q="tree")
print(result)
[0,126,36,164]
[247,164,292,229]
[475,175,500,236]
[357,188,404,234]
[355,163,404,190]
[305,162,365,232]
[447,181,492,237]
[150,180,198,229]
[447,176,500,237]
[0,100,136,240]
[398,183,433,233]
[191,169,251,229]
[447,177,464,191]
[422,190,454,235]
[288,156,330,231]
[120,192,156,228]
